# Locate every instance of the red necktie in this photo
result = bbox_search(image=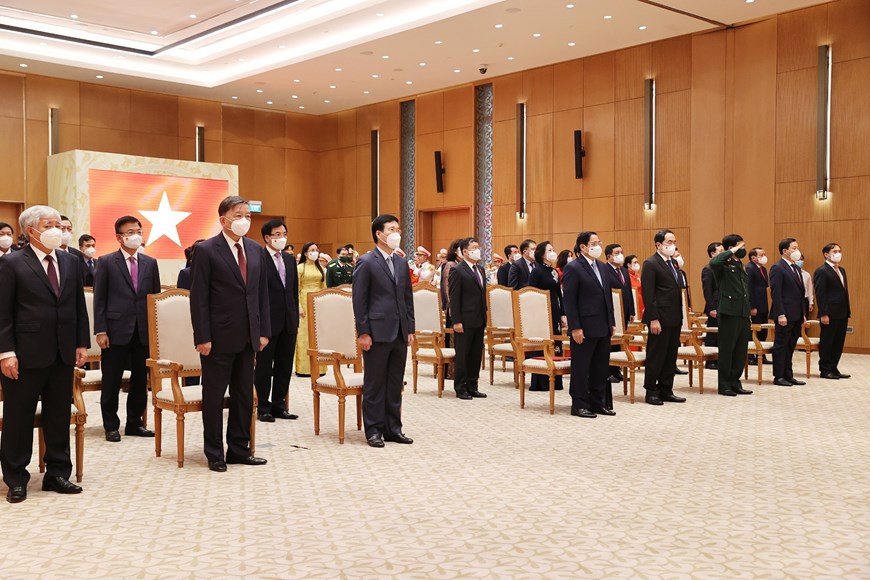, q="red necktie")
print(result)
[235,243,247,285]
[45,255,59,296]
